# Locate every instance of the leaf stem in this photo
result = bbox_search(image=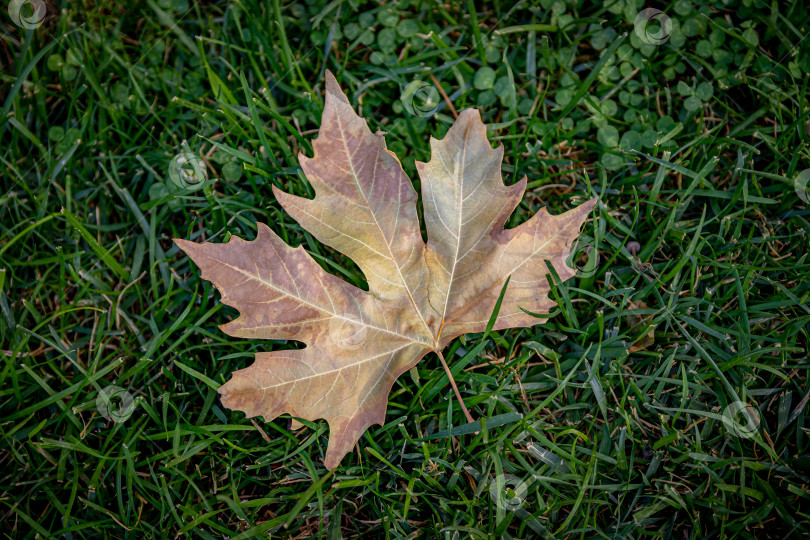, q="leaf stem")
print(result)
[436,349,475,424]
